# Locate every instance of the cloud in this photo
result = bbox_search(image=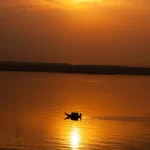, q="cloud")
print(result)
[0,0,66,10]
